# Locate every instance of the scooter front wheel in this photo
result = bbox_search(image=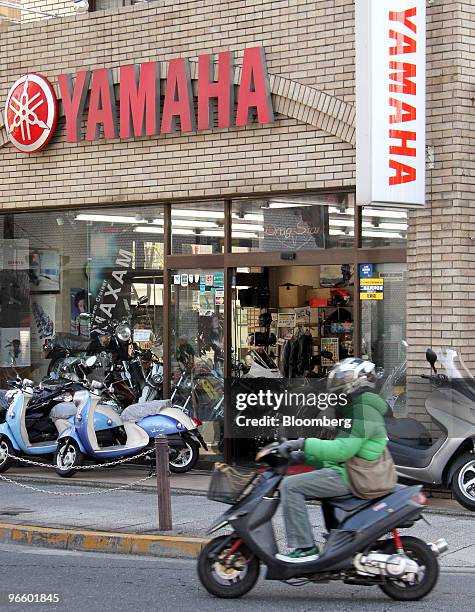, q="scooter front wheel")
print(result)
[197,535,259,599]
[0,437,16,473]
[54,440,83,478]
[378,536,439,601]
[169,440,199,473]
